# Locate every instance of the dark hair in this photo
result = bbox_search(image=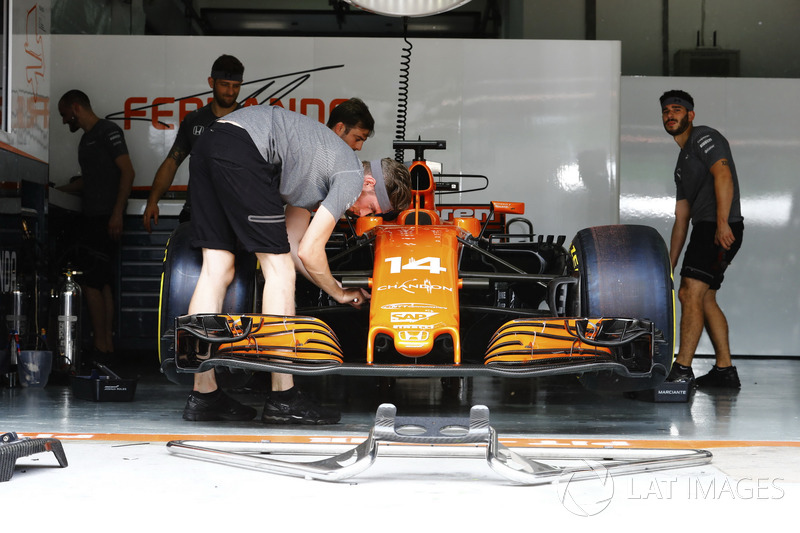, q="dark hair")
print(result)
[59,89,92,110]
[327,97,374,136]
[211,54,244,80]
[659,89,694,109]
